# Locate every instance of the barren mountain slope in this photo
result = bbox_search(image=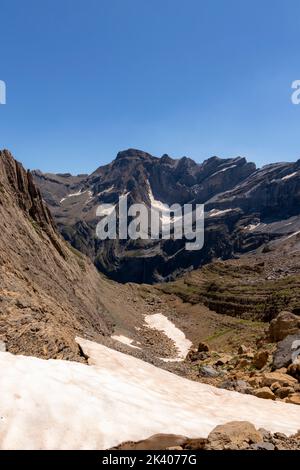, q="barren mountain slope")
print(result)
[0,150,130,360]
